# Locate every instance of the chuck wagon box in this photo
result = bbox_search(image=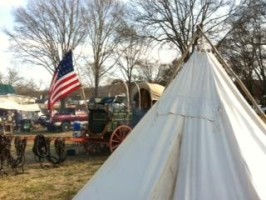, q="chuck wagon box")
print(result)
[82,81,165,154]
